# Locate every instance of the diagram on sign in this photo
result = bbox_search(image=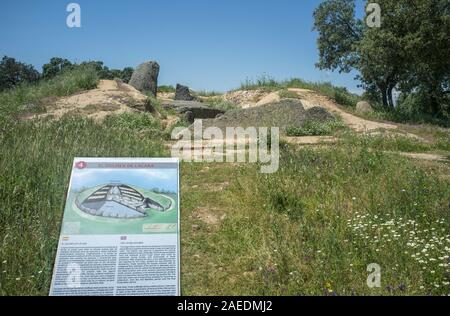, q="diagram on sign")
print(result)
[75,183,173,219]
